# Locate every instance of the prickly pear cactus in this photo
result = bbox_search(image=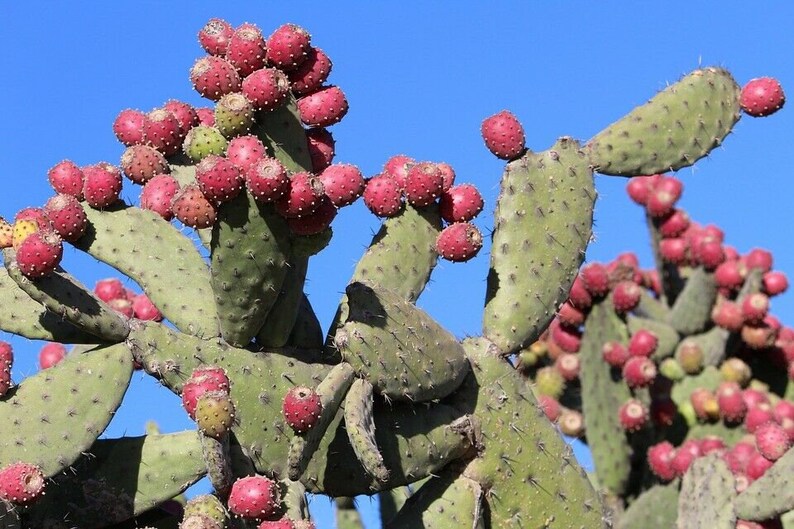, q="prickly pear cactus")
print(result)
[0,15,789,529]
